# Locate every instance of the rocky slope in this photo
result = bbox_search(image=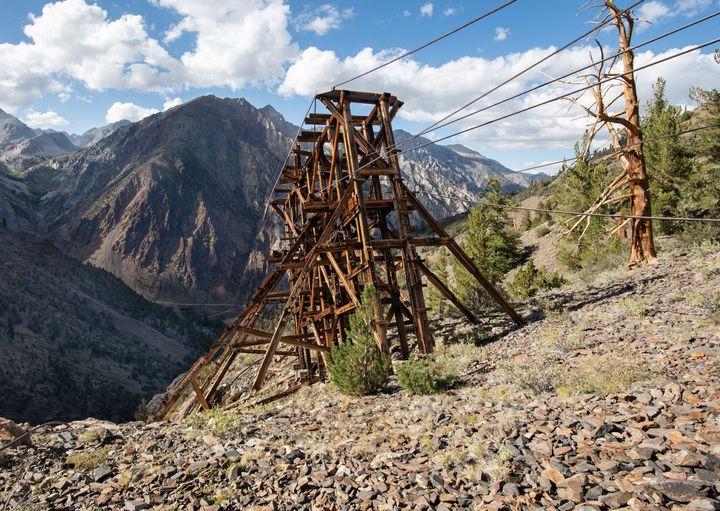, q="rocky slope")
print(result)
[19,96,294,304]
[70,120,131,148]
[396,130,548,219]
[0,226,216,424]
[6,97,540,306]
[0,109,78,170]
[2,242,717,510]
